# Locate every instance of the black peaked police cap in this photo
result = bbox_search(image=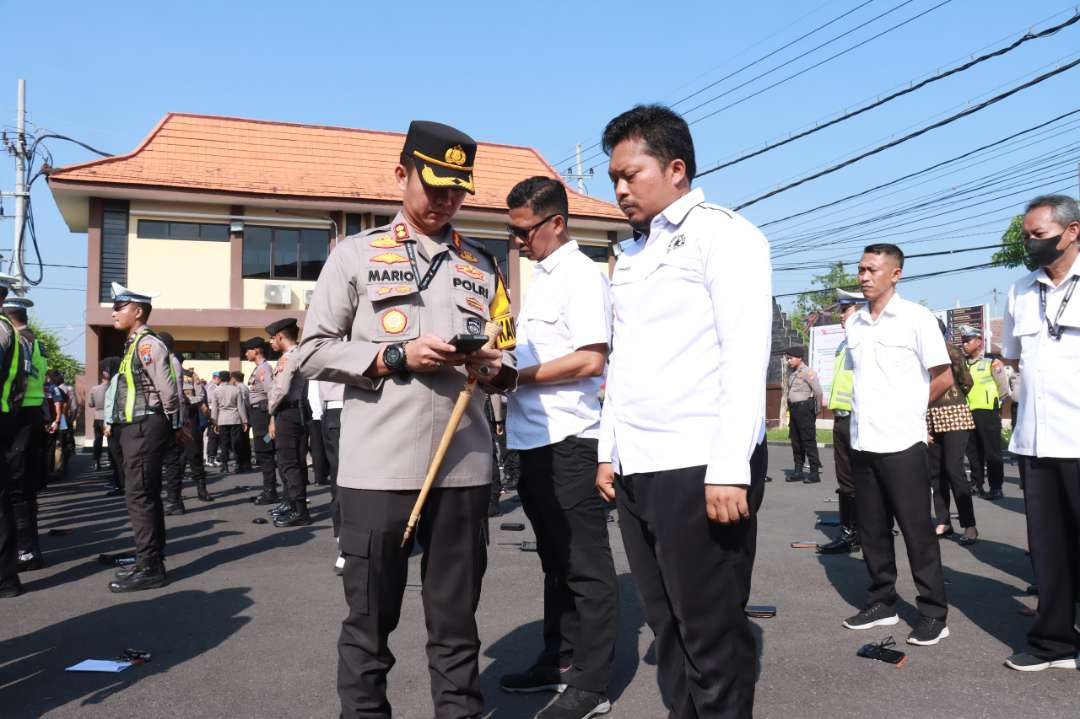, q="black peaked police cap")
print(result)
[404,121,477,195]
